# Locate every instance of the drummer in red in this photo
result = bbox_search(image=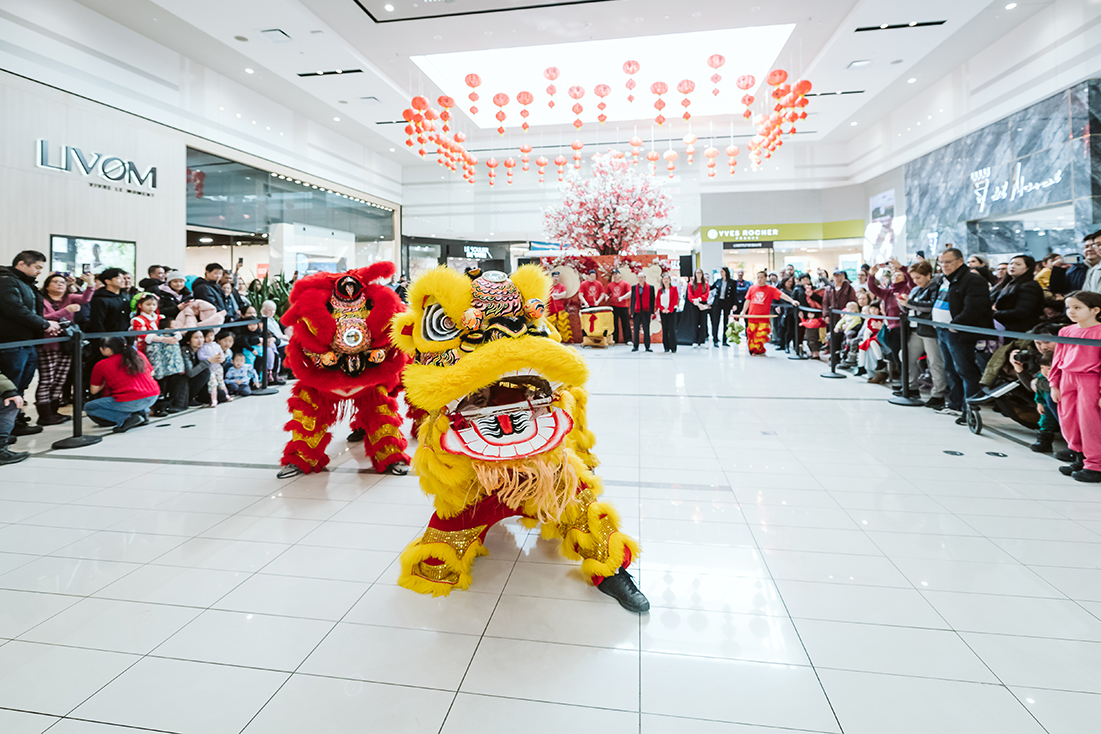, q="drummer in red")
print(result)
[579,270,608,309]
[607,271,631,345]
[740,270,800,355]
